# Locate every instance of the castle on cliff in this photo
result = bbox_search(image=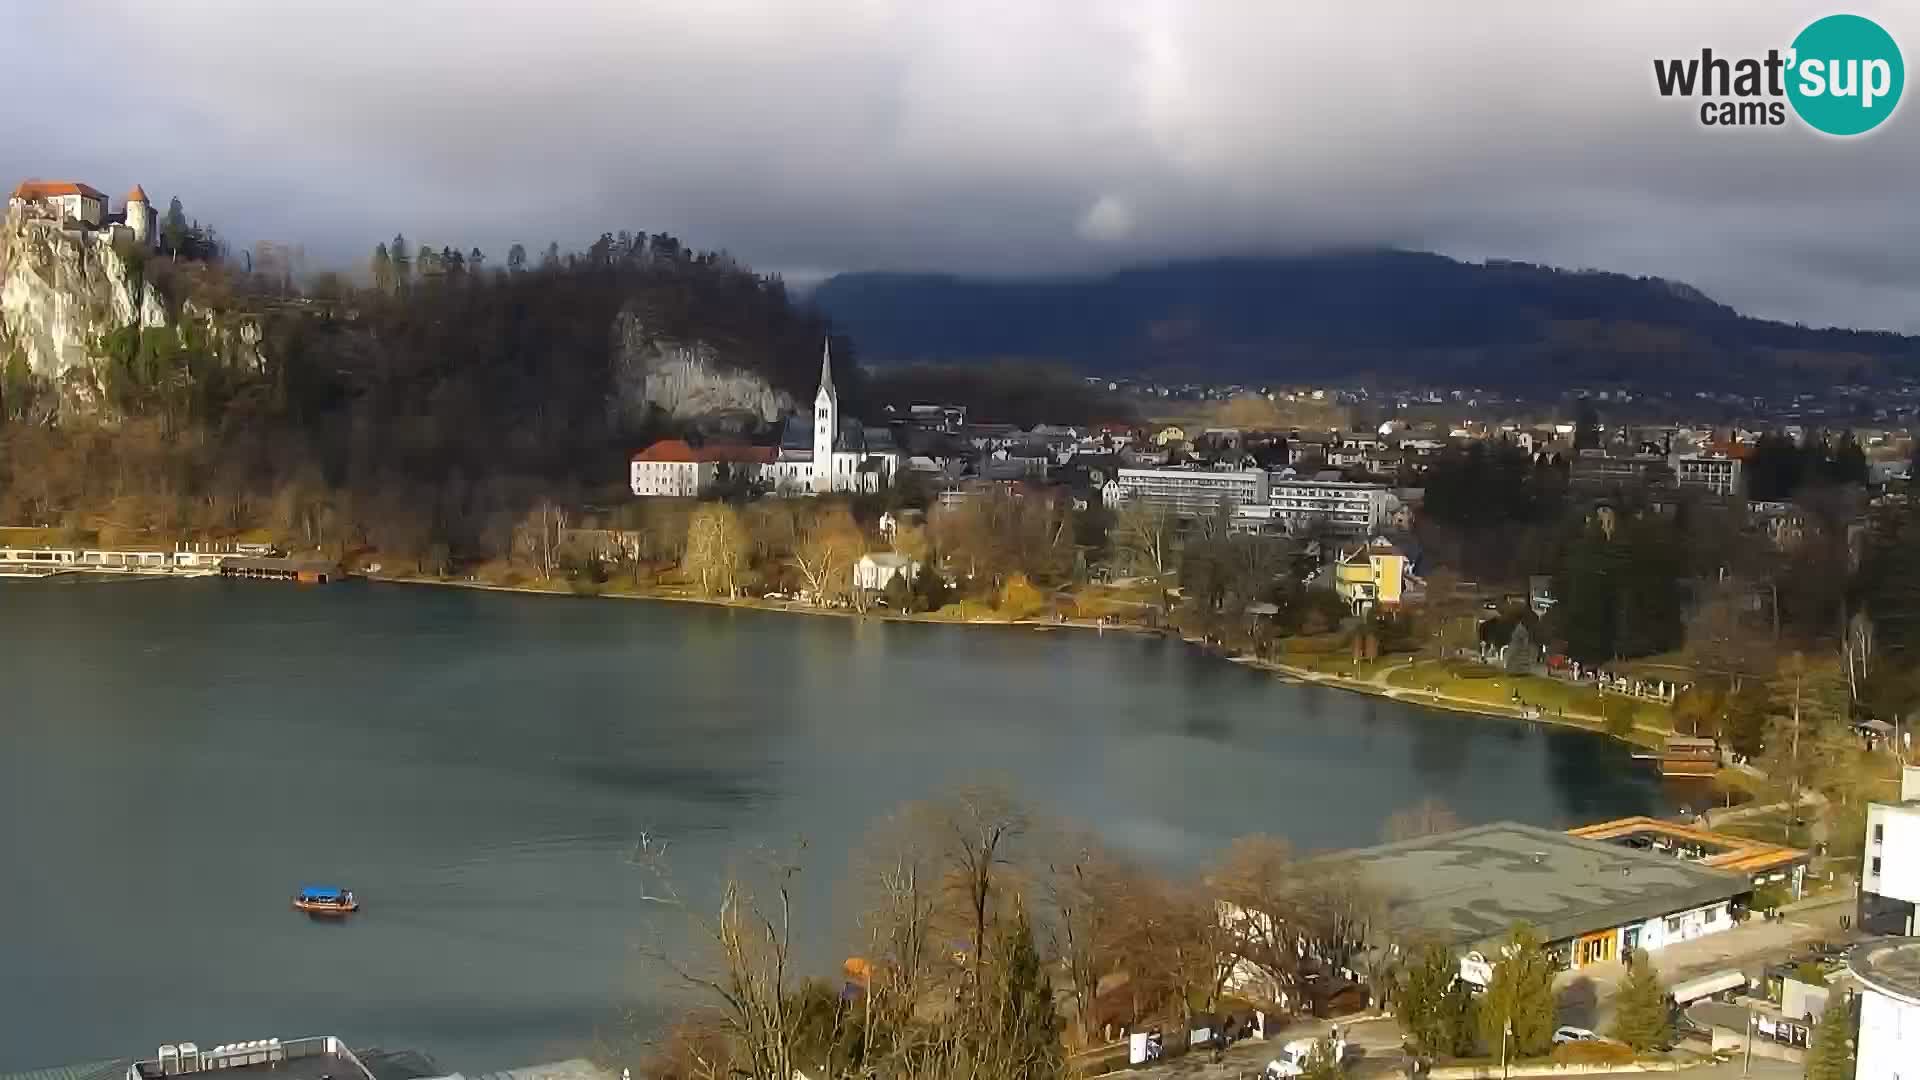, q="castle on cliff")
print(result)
[7,179,158,249]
